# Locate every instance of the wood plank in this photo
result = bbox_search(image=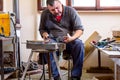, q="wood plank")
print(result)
[84,31,101,61]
